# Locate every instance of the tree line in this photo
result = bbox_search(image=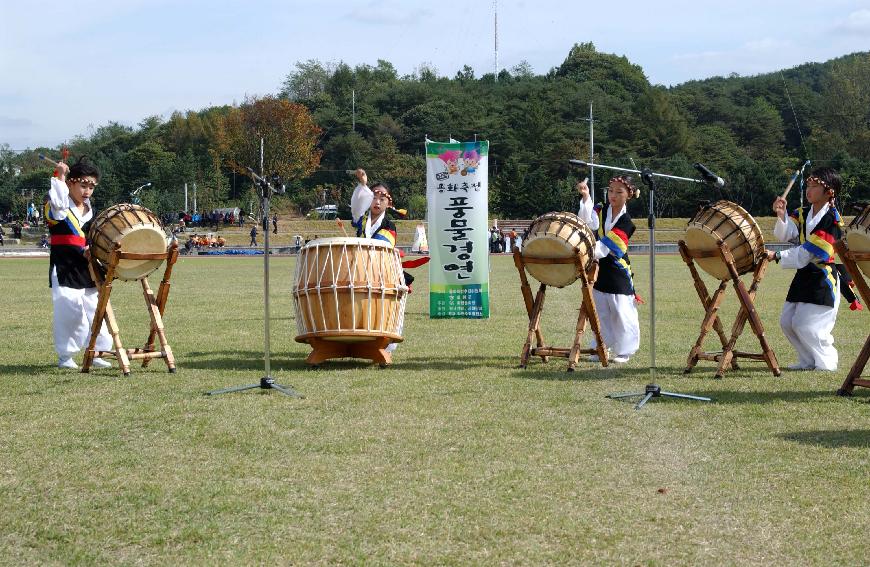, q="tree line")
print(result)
[2,43,868,223]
